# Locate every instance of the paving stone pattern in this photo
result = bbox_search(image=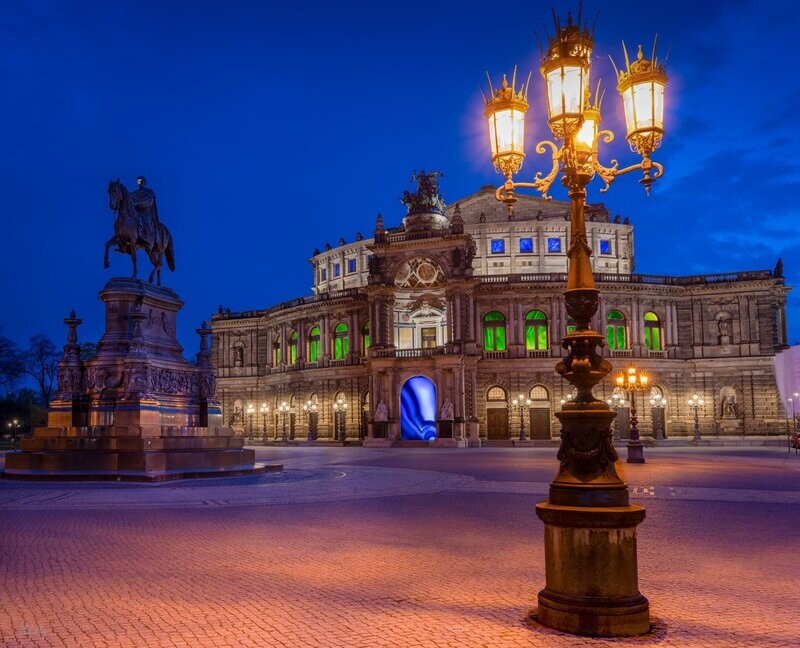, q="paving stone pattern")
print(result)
[1,447,799,647]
